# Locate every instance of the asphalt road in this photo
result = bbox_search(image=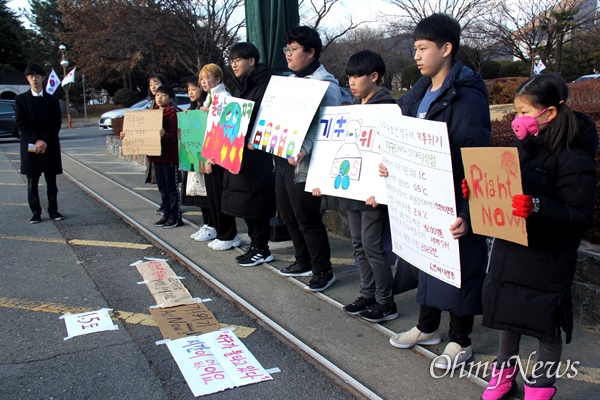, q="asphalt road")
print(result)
[0,129,357,400]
